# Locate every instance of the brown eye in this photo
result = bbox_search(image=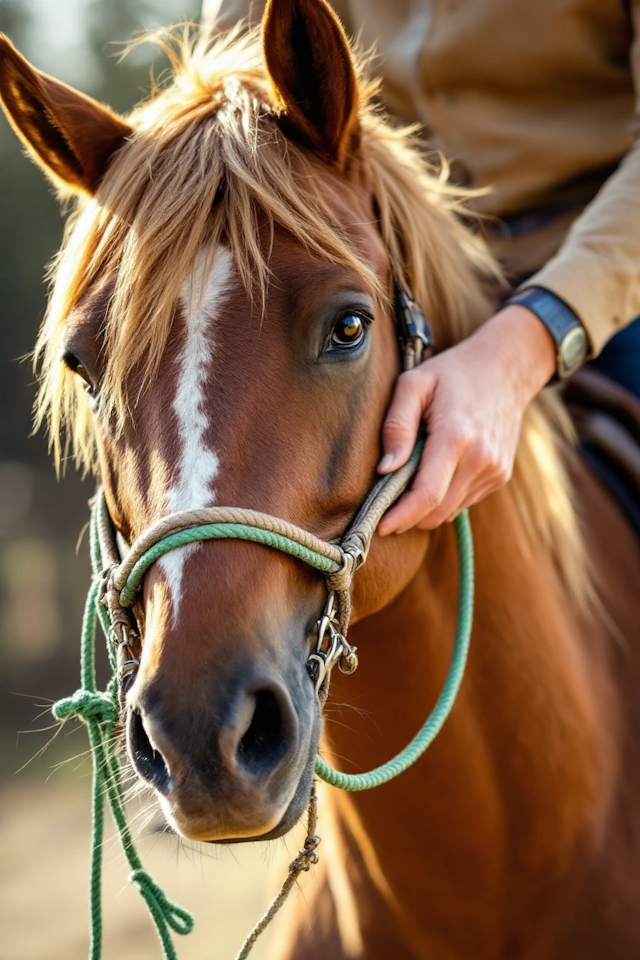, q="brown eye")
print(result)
[75,364,92,387]
[63,352,94,392]
[331,314,365,348]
